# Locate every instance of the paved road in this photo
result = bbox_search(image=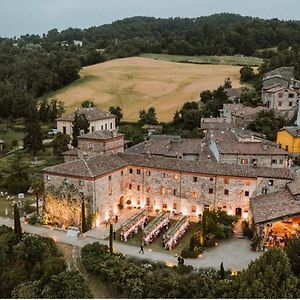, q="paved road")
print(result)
[0,217,261,271]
